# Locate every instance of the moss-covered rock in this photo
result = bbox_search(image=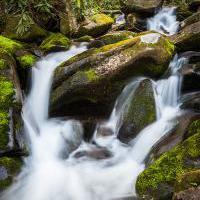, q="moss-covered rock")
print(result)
[171,21,200,51]
[76,14,114,37]
[88,31,136,48]
[51,32,174,117]
[0,36,24,54]
[75,35,93,43]
[40,33,71,54]
[0,157,22,191]
[136,122,200,200]
[16,53,37,69]
[118,79,156,143]
[2,14,48,42]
